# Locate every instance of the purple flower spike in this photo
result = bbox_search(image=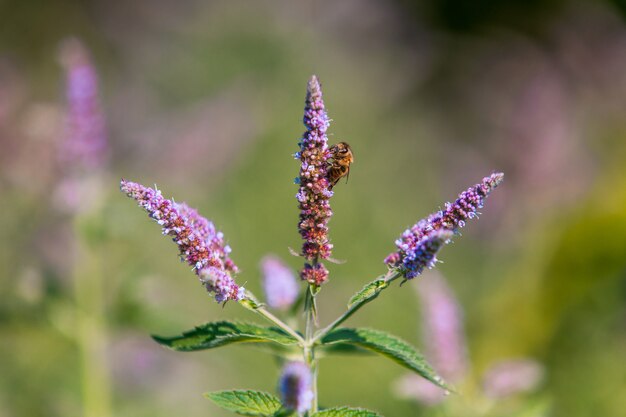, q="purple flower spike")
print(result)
[385,173,503,277]
[120,180,244,303]
[296,76,333,285]
[59,38,107,171]
[482,359,544,399]
[398,230,453,280]
[279,361,314,413]
[417,273,467,381]
[394,272,466,405]
[261,256,299,310]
